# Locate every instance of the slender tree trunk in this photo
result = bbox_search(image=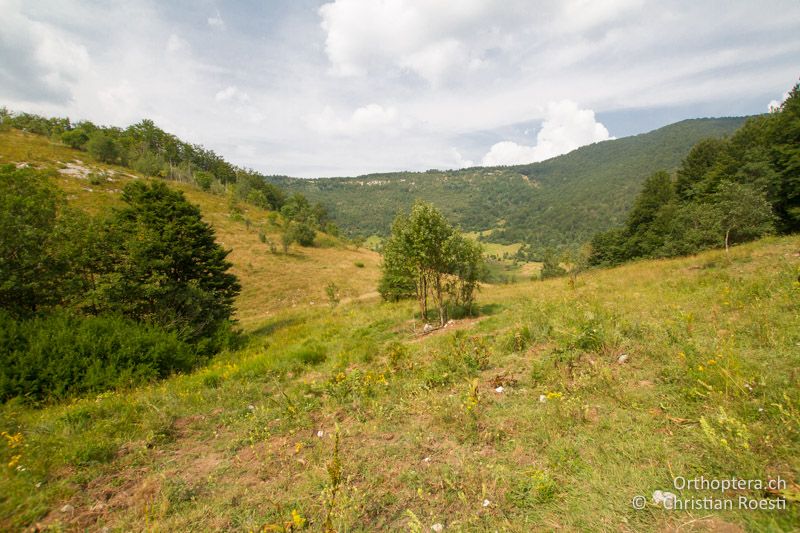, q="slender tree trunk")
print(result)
[435,274,445,326]
[725,228,730,254]
[419,272,428,321]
